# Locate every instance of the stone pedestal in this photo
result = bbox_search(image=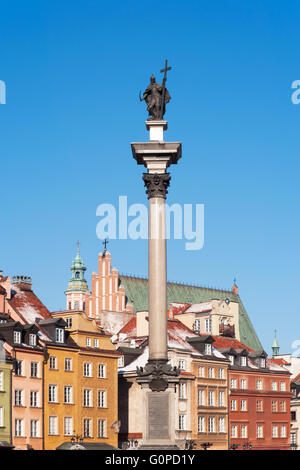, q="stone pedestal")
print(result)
[131,120,182,450]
